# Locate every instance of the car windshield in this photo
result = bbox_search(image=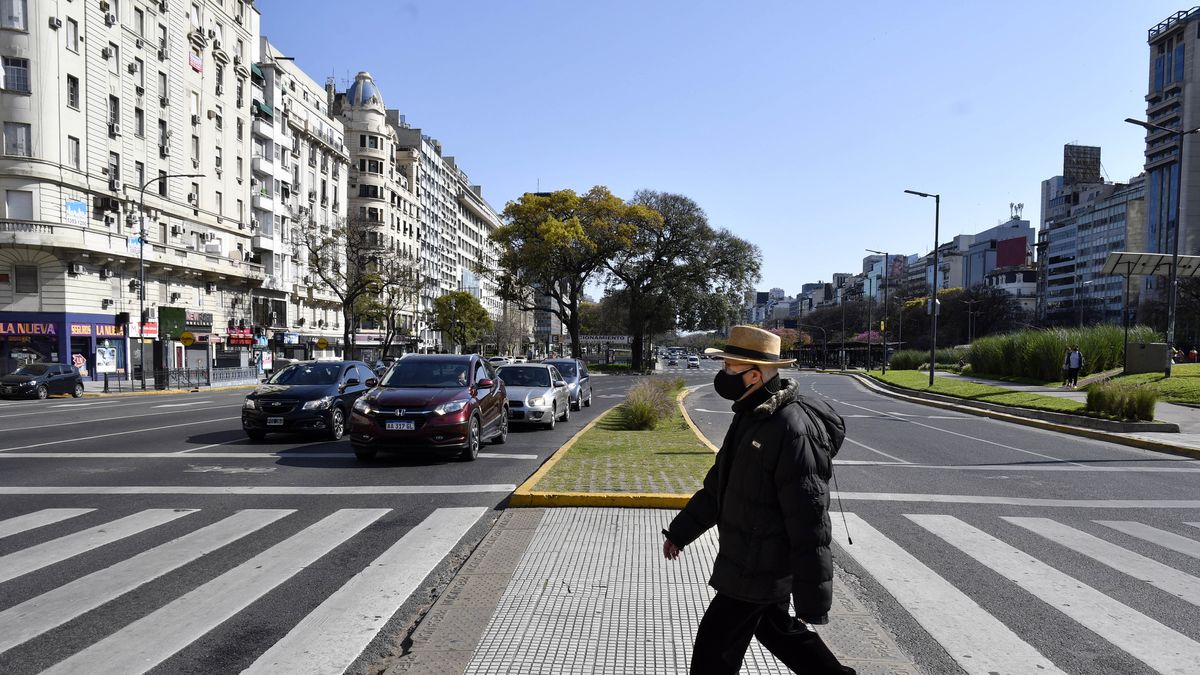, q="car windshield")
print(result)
[498,366,550,387]
[380,361,470,387]
[13,364,49,376]
[549,362,577,377]
[266,363,341,385]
